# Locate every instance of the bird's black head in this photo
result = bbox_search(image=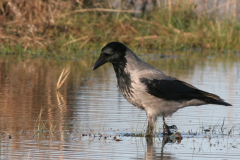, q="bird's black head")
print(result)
[92,42,127,70]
